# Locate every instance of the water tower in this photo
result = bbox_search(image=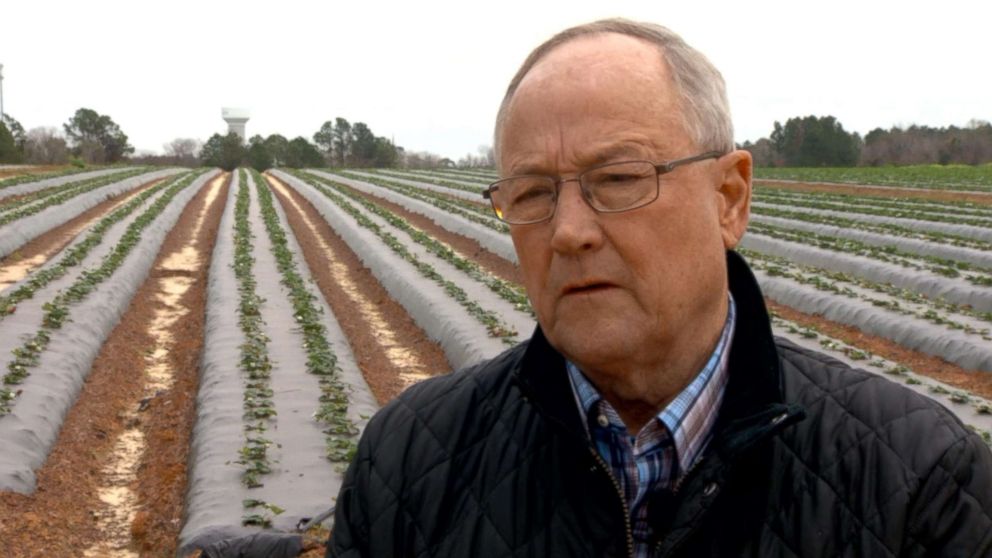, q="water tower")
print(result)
[221,108,250,140]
